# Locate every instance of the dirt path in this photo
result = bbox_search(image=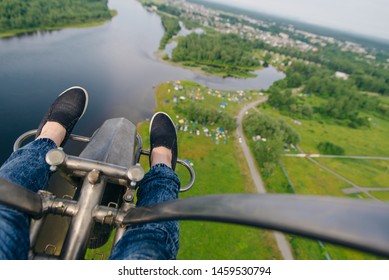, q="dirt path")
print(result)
[236,97,294,260]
